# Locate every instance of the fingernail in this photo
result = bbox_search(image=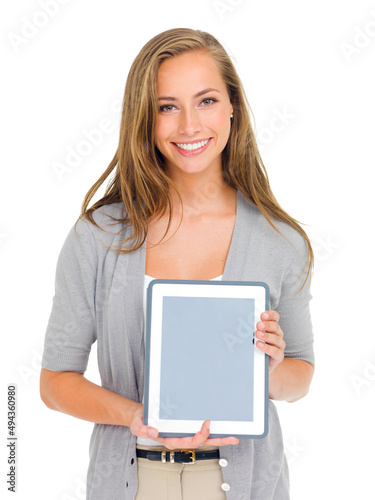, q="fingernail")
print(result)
[263,313,269,320]
[148,429,157,438]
